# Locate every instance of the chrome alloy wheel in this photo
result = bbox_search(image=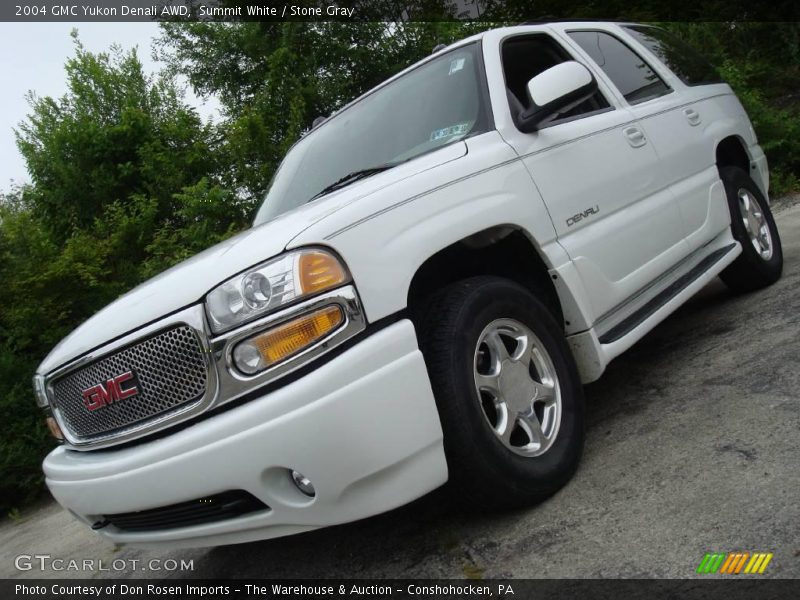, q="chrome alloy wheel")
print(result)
[473,318,561,457]
[738,188,773,260]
